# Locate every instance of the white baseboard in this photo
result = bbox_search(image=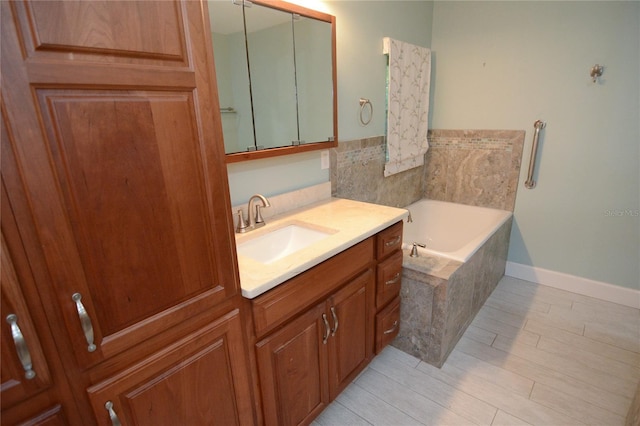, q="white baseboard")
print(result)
[505,261,640,309]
